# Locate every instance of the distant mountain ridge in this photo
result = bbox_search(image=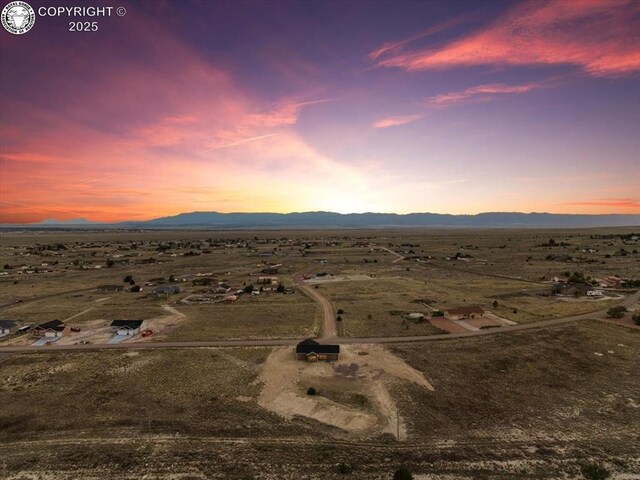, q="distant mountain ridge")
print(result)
[19,211,640,229]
